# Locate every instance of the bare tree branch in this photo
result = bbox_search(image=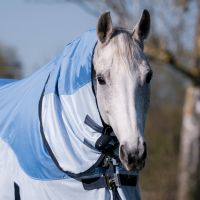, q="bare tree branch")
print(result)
[146,44,200,85]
